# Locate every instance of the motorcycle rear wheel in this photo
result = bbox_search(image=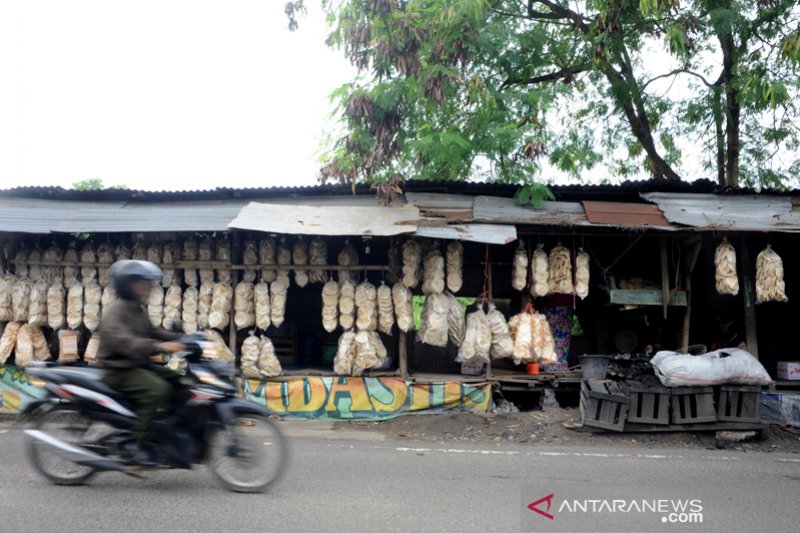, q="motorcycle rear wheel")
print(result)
[207,414,288,493]
[26,406,97,485]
